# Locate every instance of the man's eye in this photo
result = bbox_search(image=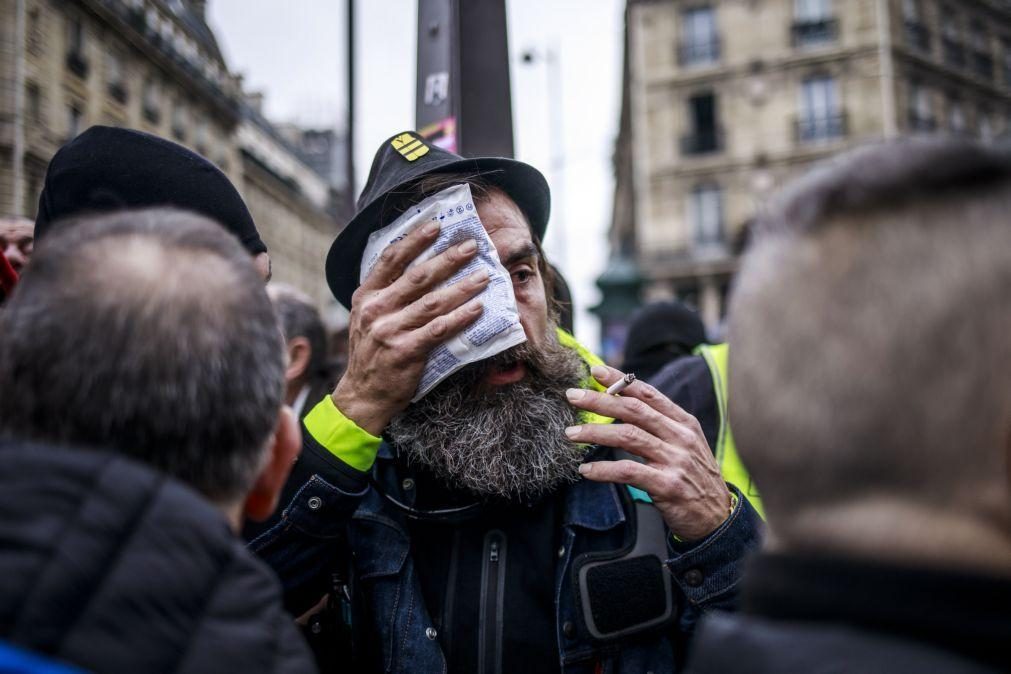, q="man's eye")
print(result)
[512,270,534,285]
